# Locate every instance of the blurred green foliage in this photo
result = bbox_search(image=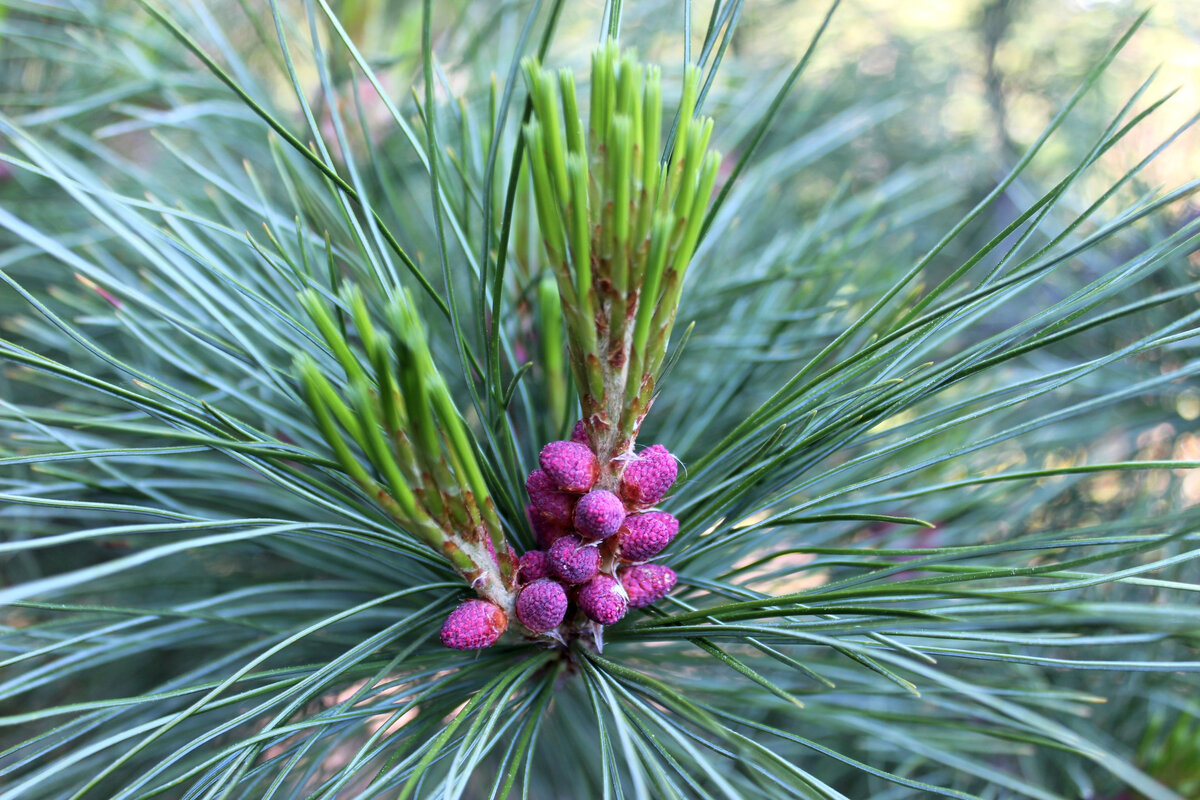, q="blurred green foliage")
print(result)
[0,1,1197,798]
